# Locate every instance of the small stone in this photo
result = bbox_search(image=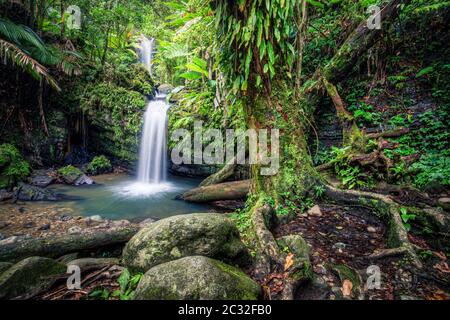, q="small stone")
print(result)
[332,242,346,250]
[59,215,73,222]
[87,215,103,222]
[307,205,322,217]
[39,224,51,231]
[367,226,377,233]
[0,236,19,245]
[68,226,82,234]
[23,222,34,229]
